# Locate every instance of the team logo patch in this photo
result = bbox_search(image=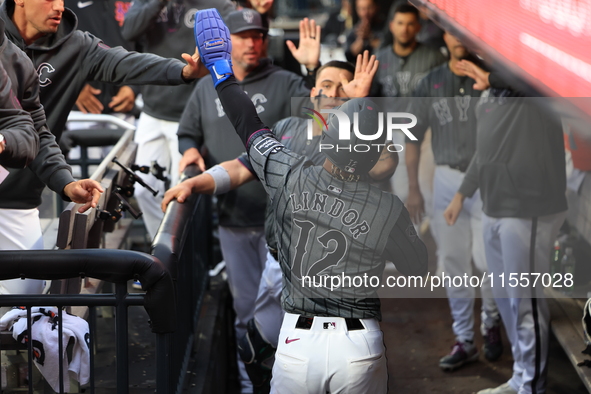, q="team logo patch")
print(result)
[243,9,255,23]
[327,185,342,194]
[254,137,282,156]
[406,224,418,241]
[323,322,336,329]
[205,38,225,49]
[36,62,55,87]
